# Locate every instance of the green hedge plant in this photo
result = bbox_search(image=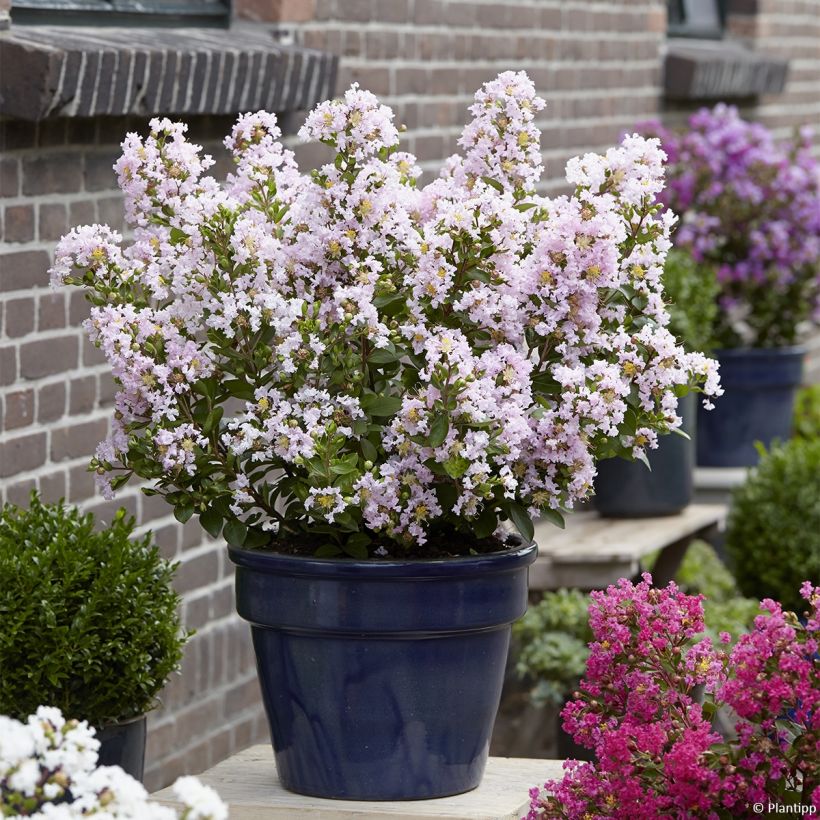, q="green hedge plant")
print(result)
[726,439,820,612]
[663,249,720,354]
[0,493,189,726]
[793,384,820,441]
